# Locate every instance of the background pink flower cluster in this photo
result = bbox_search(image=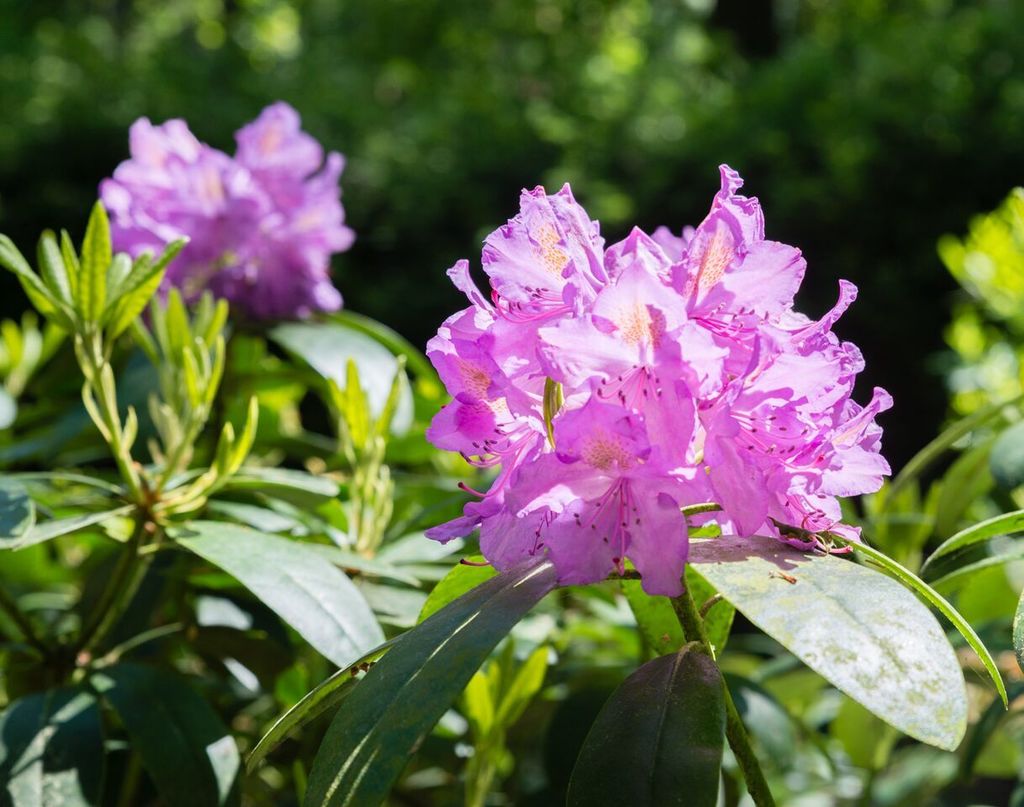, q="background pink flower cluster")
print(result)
[426,166,892,596]
[101,102,353,320]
